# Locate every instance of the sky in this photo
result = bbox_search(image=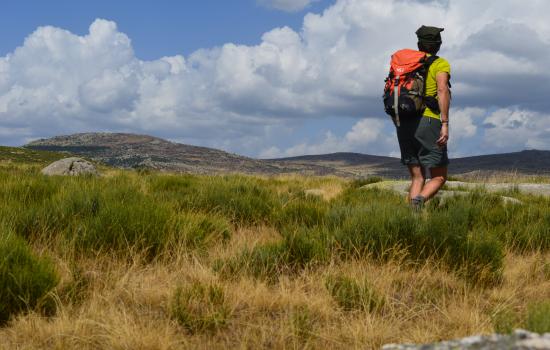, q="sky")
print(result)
[1,0,550,159]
